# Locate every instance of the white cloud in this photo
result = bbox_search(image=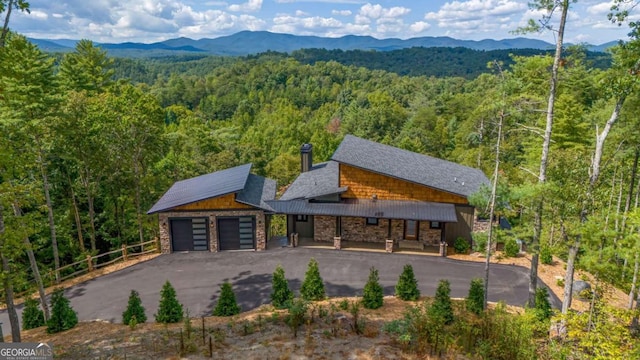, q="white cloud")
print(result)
[587,2,615,16]
[296,10,310,16]
[332,10,352,16]
[426,0,525,28]
[409,21,431,33]
[228,0,263,12]
[271,14,343,34]
[359,3,410,20]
